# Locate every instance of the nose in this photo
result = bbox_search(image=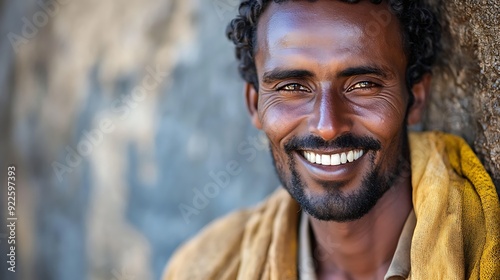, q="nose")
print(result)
[308,90,352,141]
